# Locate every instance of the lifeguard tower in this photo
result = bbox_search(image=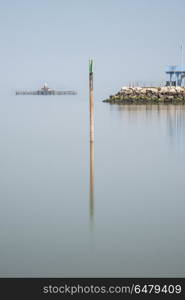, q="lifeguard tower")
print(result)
[166,45,185,86]
[166,65,185,86]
